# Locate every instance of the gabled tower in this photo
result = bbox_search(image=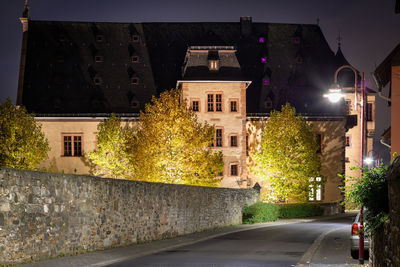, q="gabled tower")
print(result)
[177,46,251,188]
